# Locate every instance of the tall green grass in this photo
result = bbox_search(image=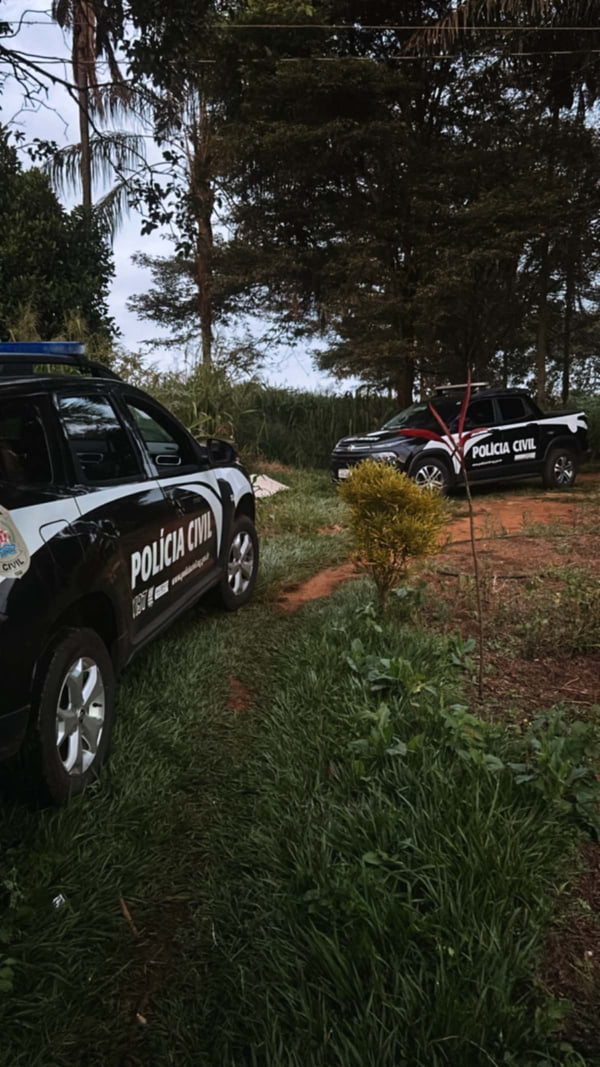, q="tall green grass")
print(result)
[117,359,393,468]
[198,584,588,1067]
[0,471,593,1066]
